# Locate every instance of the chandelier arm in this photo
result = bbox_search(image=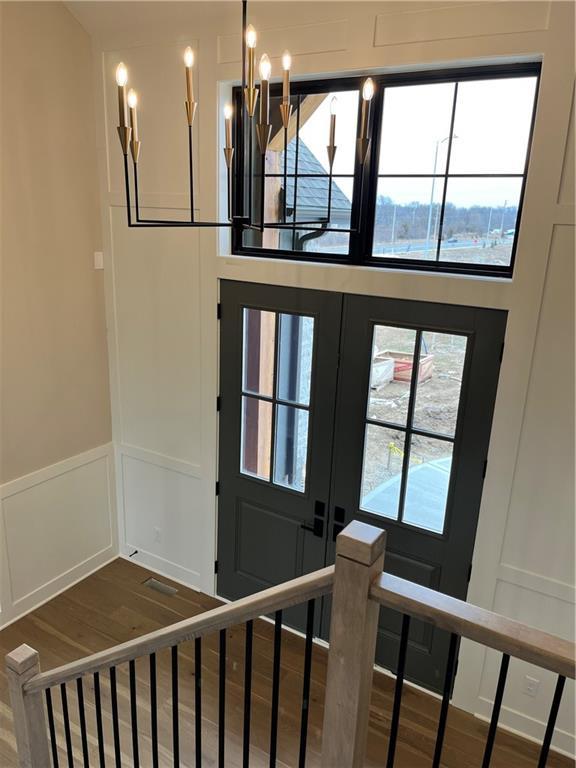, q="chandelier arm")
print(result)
[244,223,358,234]
[123,153,133,226]
[133,162,141,222]
[326,165,333,223]
[283,122,288,223]
[129,220,233,228]
[259,152,266,233]
[188,124,195,222]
